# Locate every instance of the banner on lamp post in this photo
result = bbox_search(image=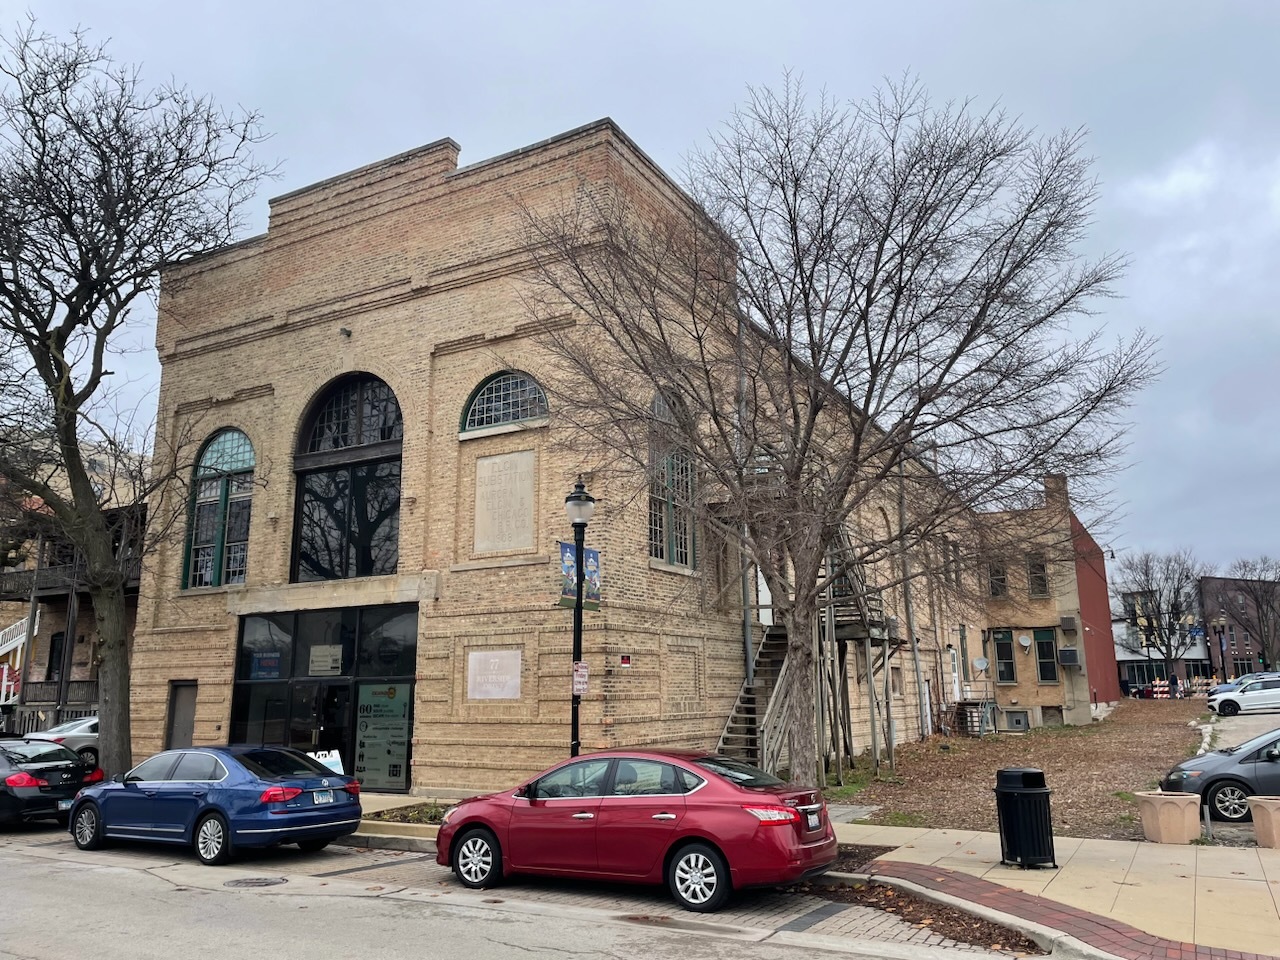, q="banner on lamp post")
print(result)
[557,541,601,610]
